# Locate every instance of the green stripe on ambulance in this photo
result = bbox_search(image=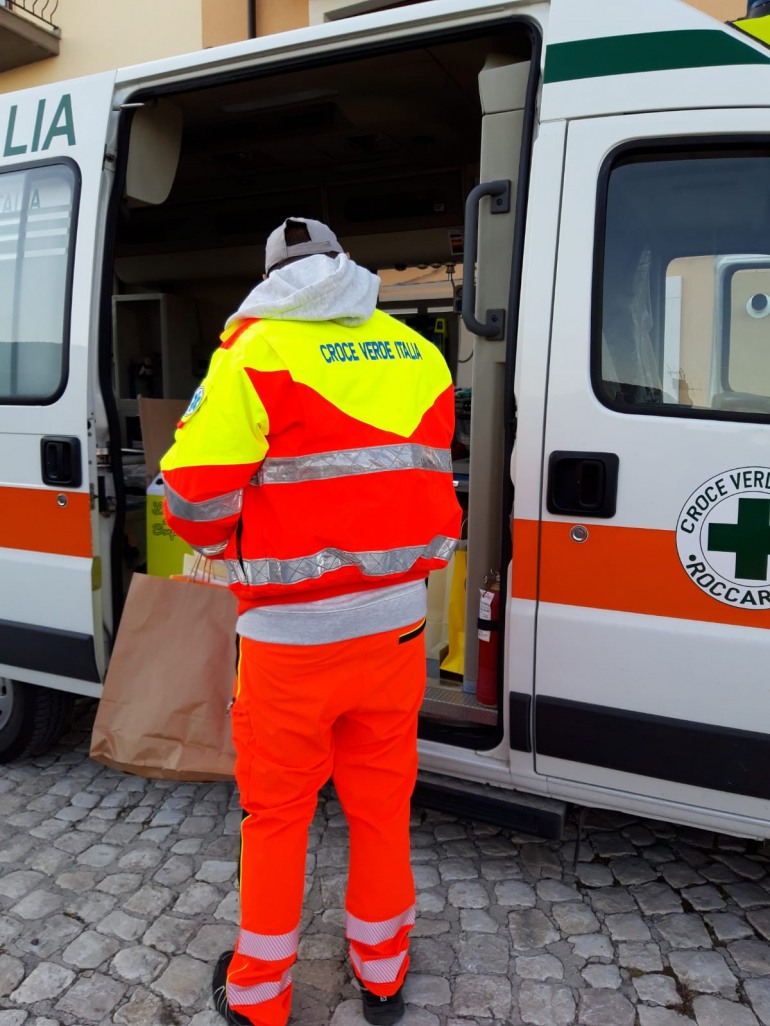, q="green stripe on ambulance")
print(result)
[544,29,770,84]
